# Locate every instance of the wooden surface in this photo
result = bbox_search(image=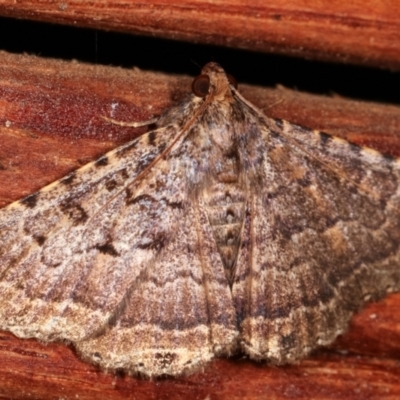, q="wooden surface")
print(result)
[0,0,400,70]
[1,51,400,399]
